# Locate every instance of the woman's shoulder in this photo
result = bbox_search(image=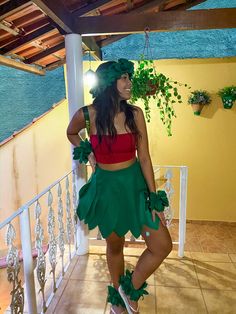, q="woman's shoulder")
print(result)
[86,104,96,118]
[131,105,144,118]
